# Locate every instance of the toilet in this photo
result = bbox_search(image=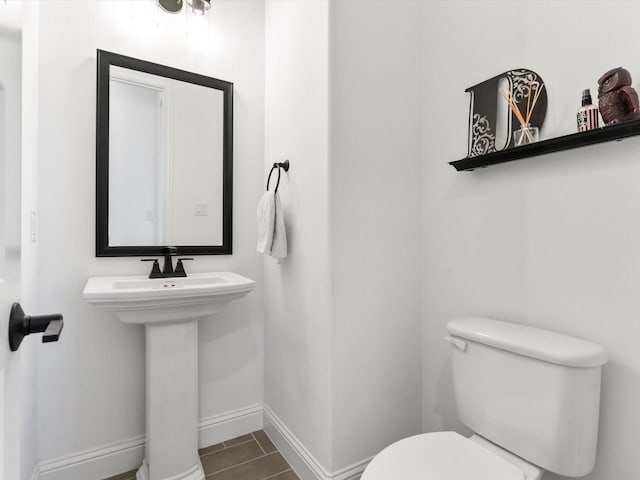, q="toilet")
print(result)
[362,317,608,480]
